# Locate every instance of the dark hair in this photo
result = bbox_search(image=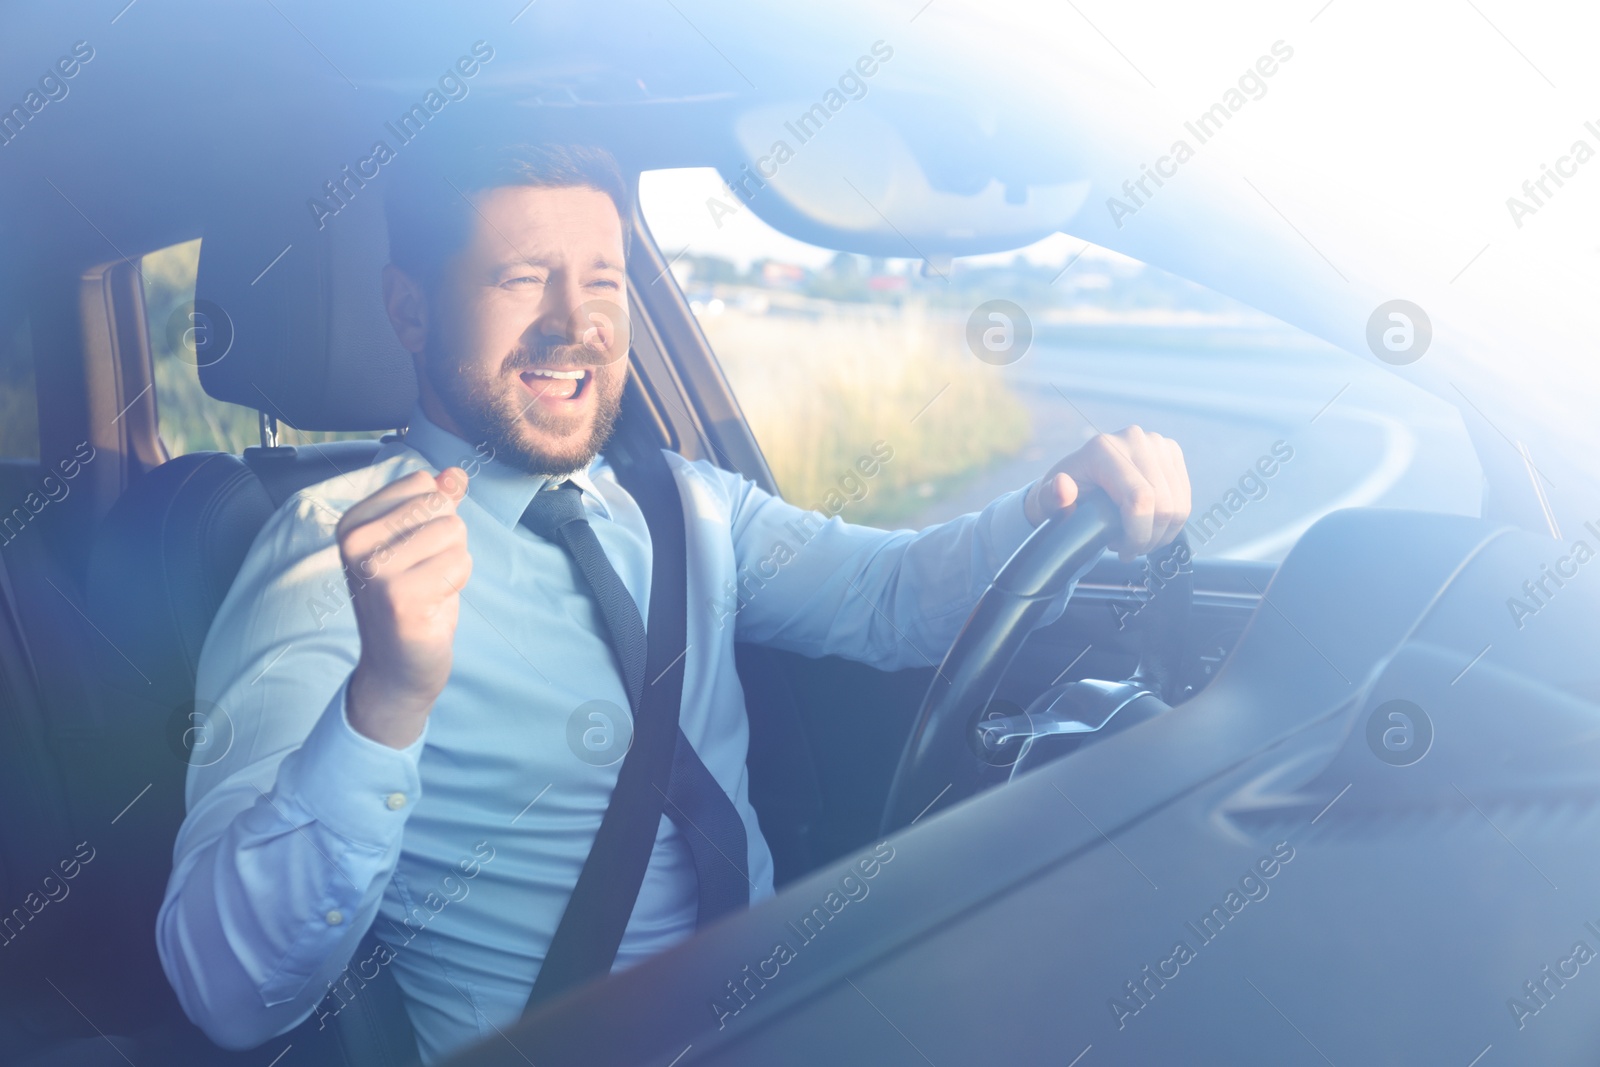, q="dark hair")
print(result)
[384,142,631,287]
